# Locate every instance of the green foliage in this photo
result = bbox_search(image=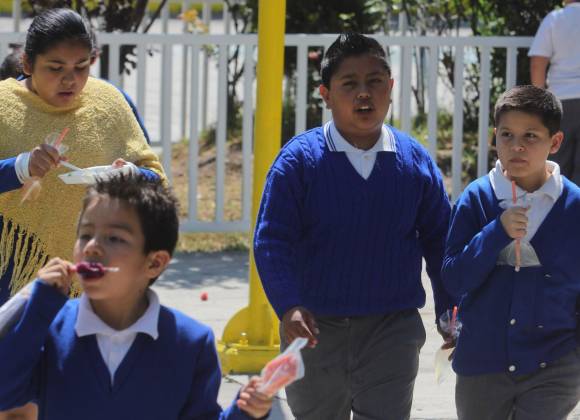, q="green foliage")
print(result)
[22,1,221,77]
[0,0,222,17]
[386,0,559,183]
[0,0,32,14]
